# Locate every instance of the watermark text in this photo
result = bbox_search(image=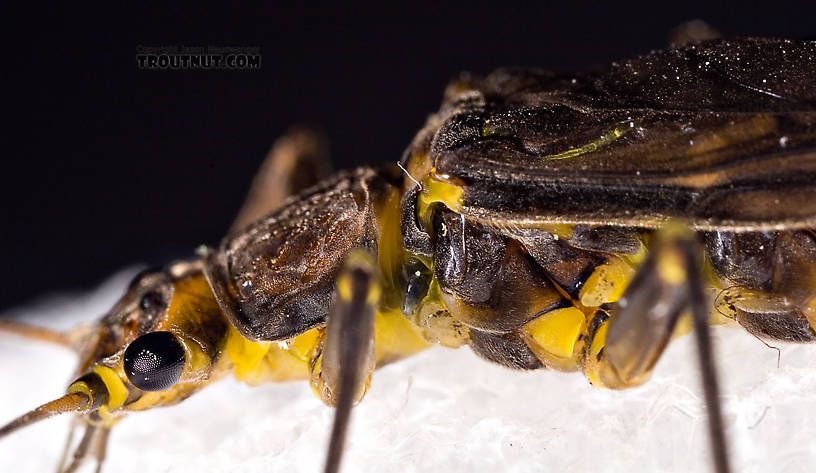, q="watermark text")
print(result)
[136,46,261,70]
